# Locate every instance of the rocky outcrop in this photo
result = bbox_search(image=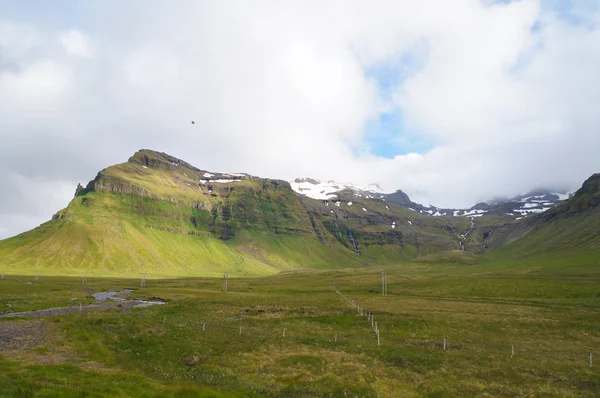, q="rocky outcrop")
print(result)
[384,190,412,207]
[76,173,150,198]
[128,149,201,171]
